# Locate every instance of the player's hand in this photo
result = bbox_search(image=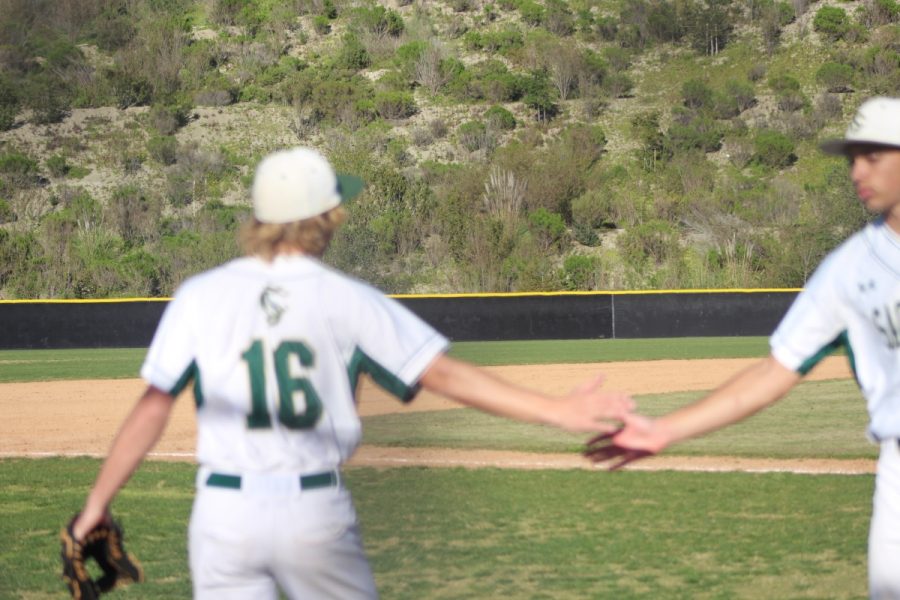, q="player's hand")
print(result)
[71,505,106,541]
[583,413,668,470]
[552,374,634,433]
